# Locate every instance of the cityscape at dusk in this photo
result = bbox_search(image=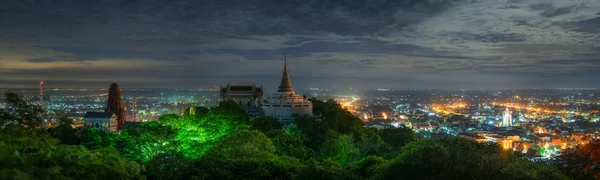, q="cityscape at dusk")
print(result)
[1,0,600,179]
